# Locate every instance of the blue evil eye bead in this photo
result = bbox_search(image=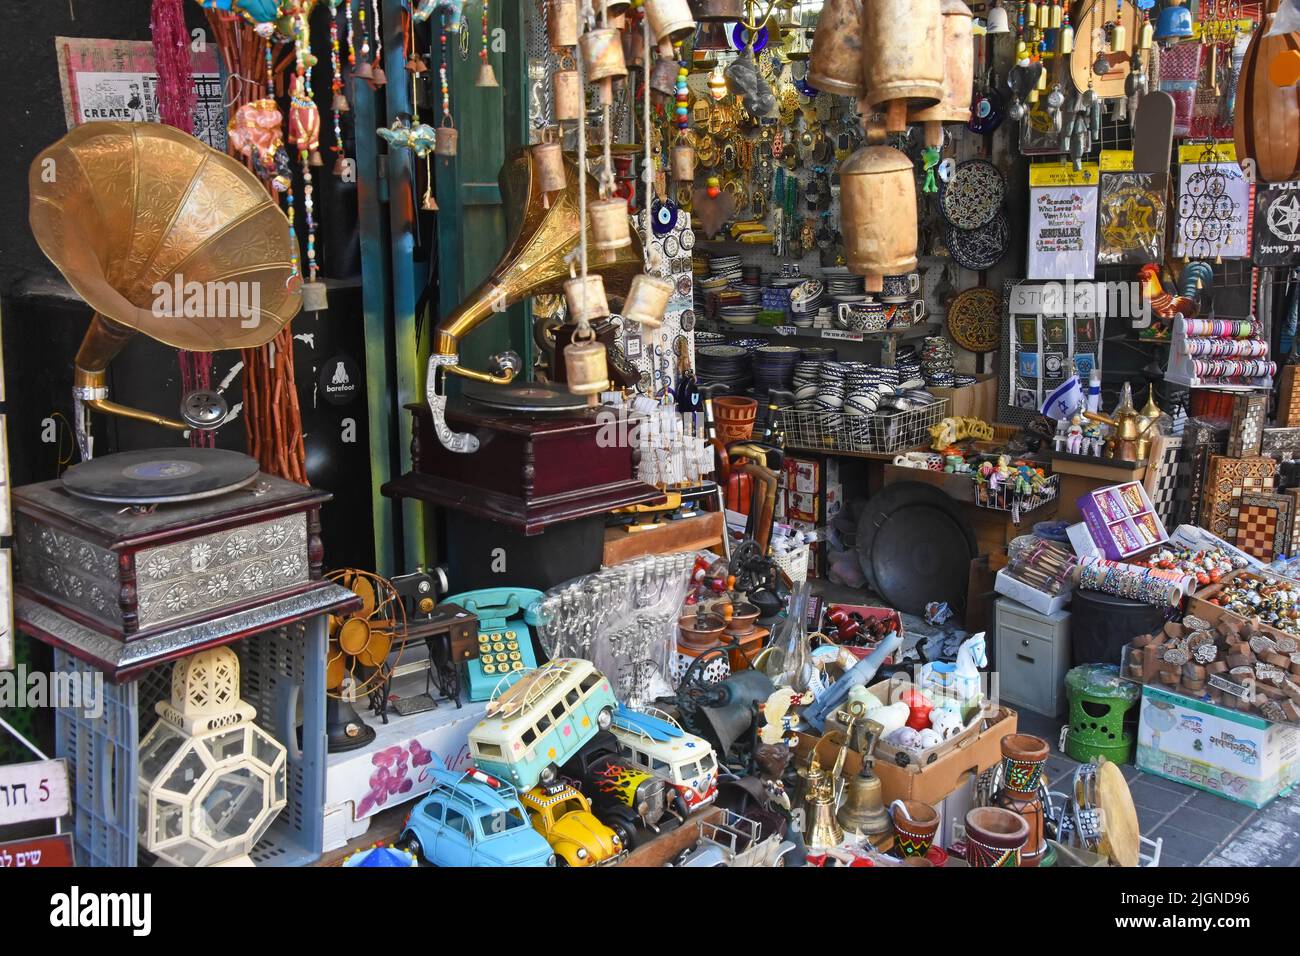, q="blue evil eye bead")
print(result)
[730,23,768,53]
[652,198,679,235]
